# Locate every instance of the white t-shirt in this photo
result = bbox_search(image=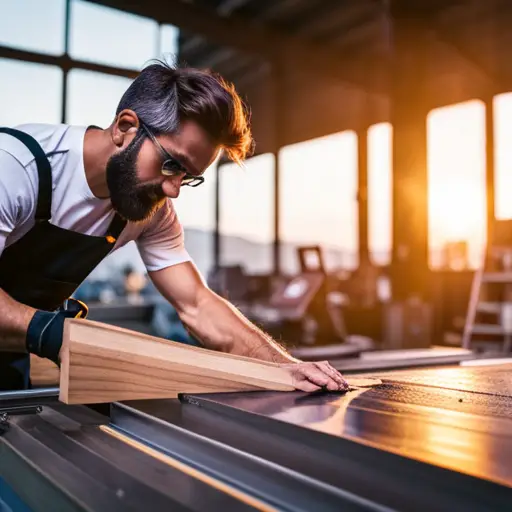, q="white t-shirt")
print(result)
[0,123,191,272]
